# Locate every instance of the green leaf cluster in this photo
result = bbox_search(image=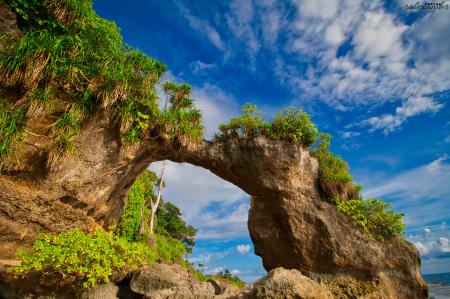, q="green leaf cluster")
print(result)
[13,229,157,287]
[155,234,187,264]
[115,170,158,242]
[311,133,360,200]
[335,198,405,240]
[116,170,197,253]
[217,104,318,147]
[156,201,197,253]
[0,98,26,165]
